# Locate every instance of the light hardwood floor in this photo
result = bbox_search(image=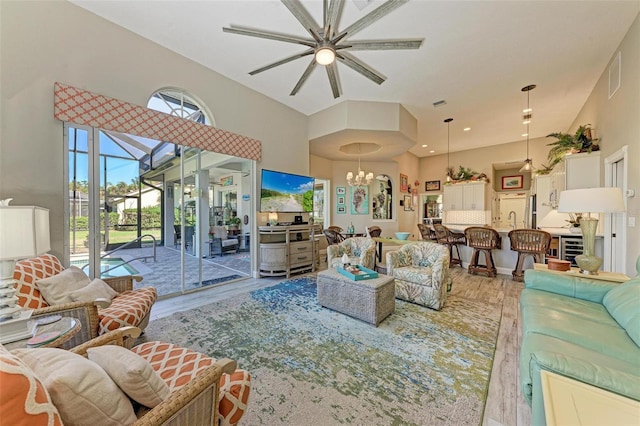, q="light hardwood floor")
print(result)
[150,268,531,426]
